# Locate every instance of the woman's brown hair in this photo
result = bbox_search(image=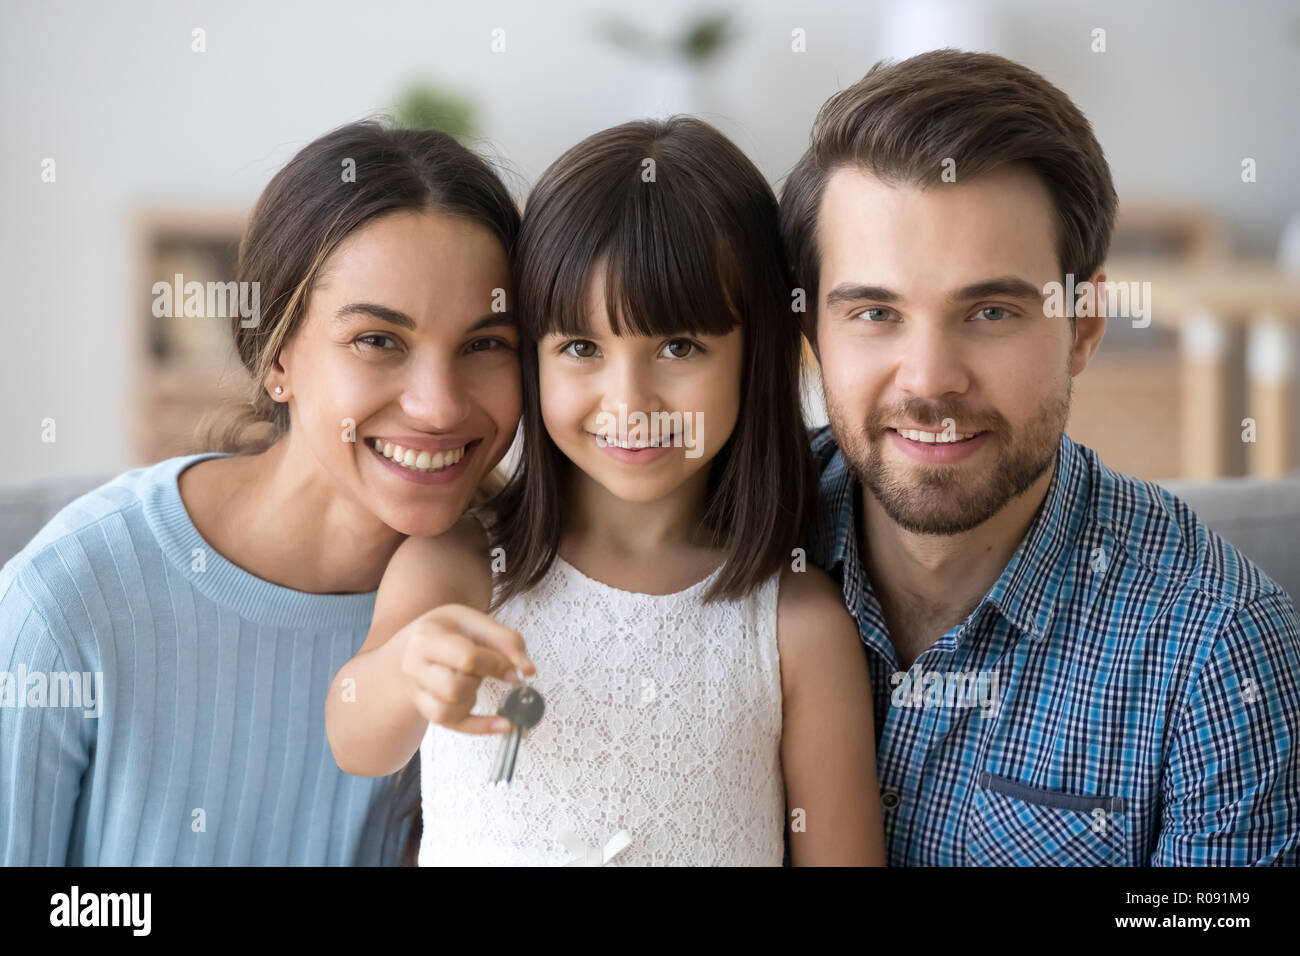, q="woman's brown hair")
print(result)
[197,119,522,458]
[487,116,818,610]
